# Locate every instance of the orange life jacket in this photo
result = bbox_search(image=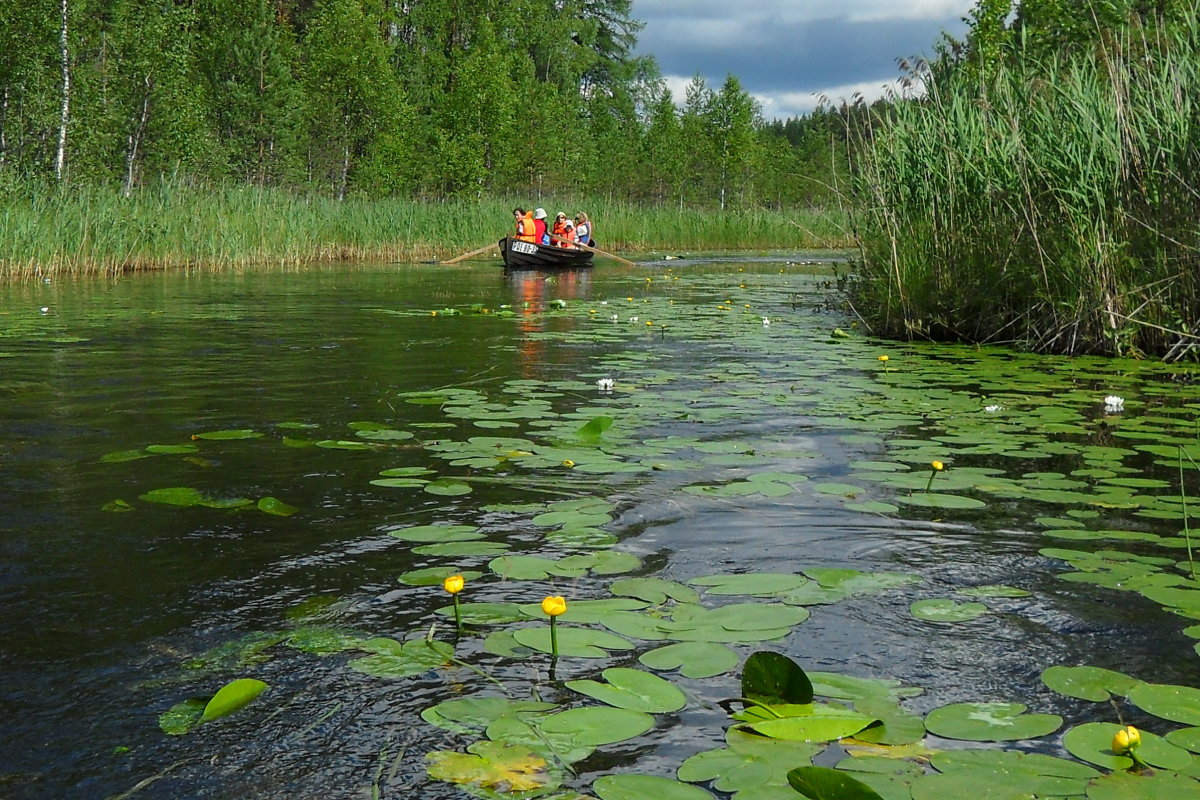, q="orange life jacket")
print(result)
[515,213,536,243]
[560,227,576,248]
